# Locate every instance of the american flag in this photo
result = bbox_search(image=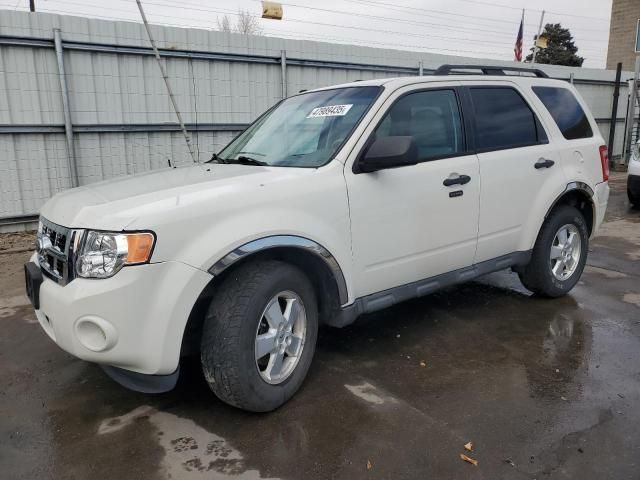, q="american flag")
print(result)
[514,11,524,62]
